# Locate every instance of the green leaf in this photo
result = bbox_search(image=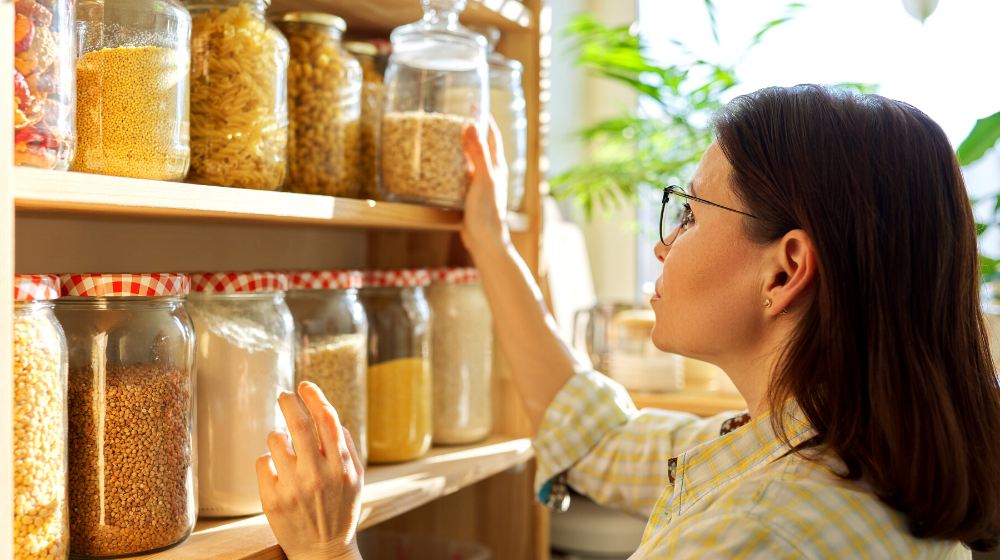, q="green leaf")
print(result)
[980,254,1000,280]
[703,0,720,44]
[957,111,1000,166]
[830,81,880,94]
